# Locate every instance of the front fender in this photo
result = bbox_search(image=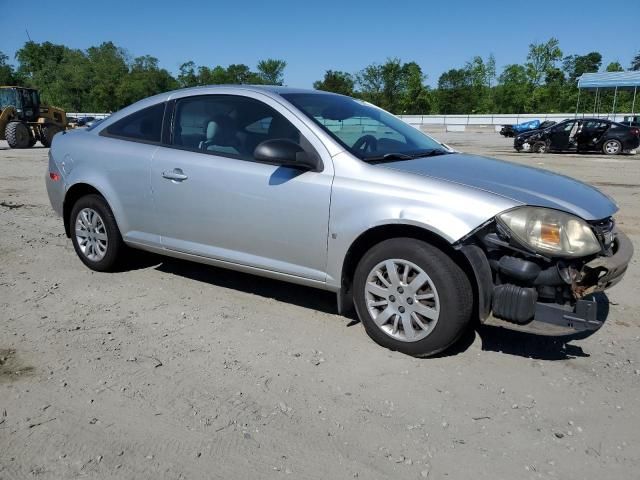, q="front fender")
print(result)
[325,154,517,288]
